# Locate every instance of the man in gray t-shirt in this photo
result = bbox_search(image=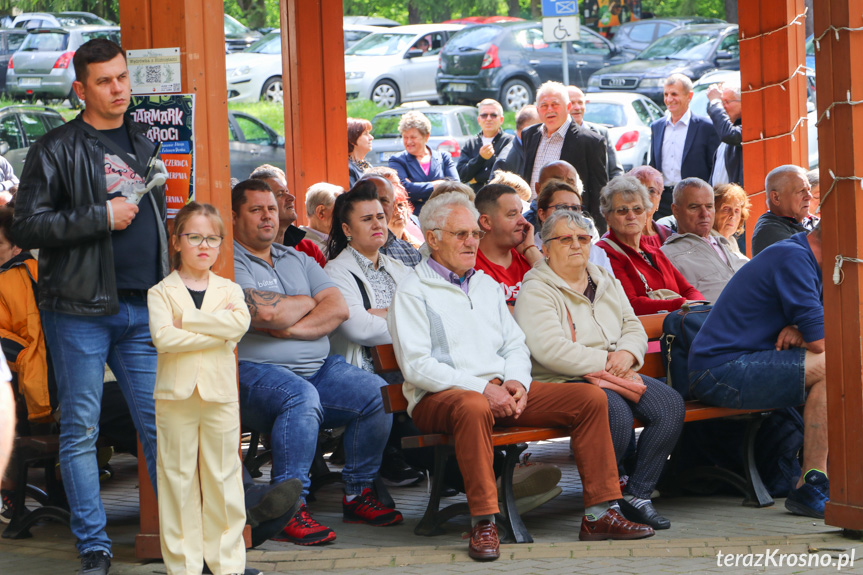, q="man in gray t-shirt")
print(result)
[232,179,402,545]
